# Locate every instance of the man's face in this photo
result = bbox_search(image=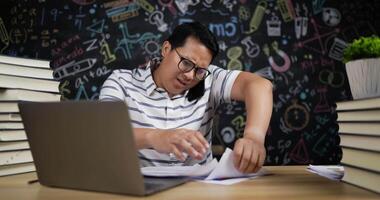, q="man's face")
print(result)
[155,37,213,97]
